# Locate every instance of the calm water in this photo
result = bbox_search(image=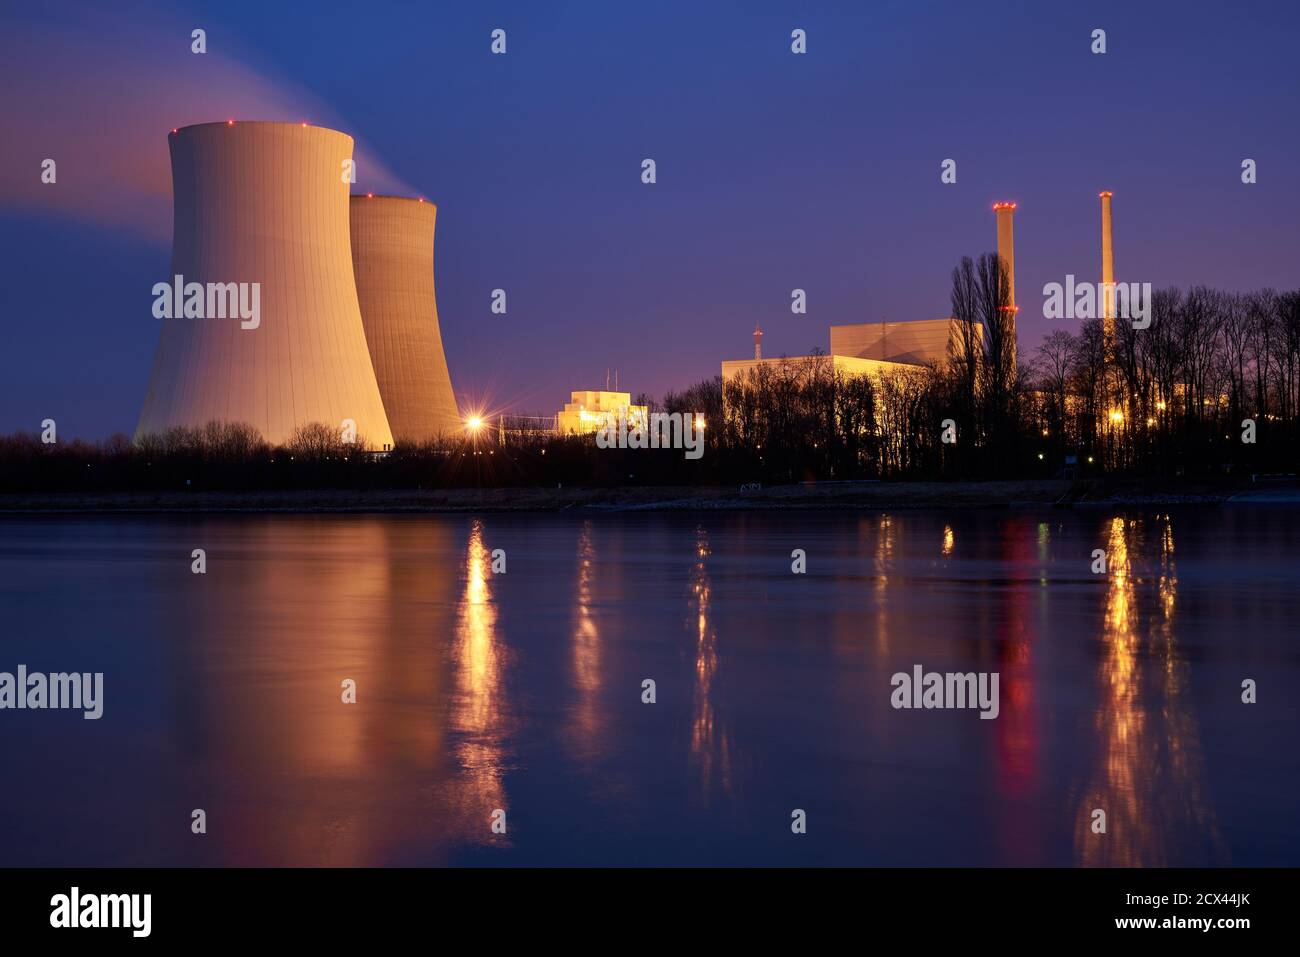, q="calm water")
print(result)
[0,508,1296,867]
